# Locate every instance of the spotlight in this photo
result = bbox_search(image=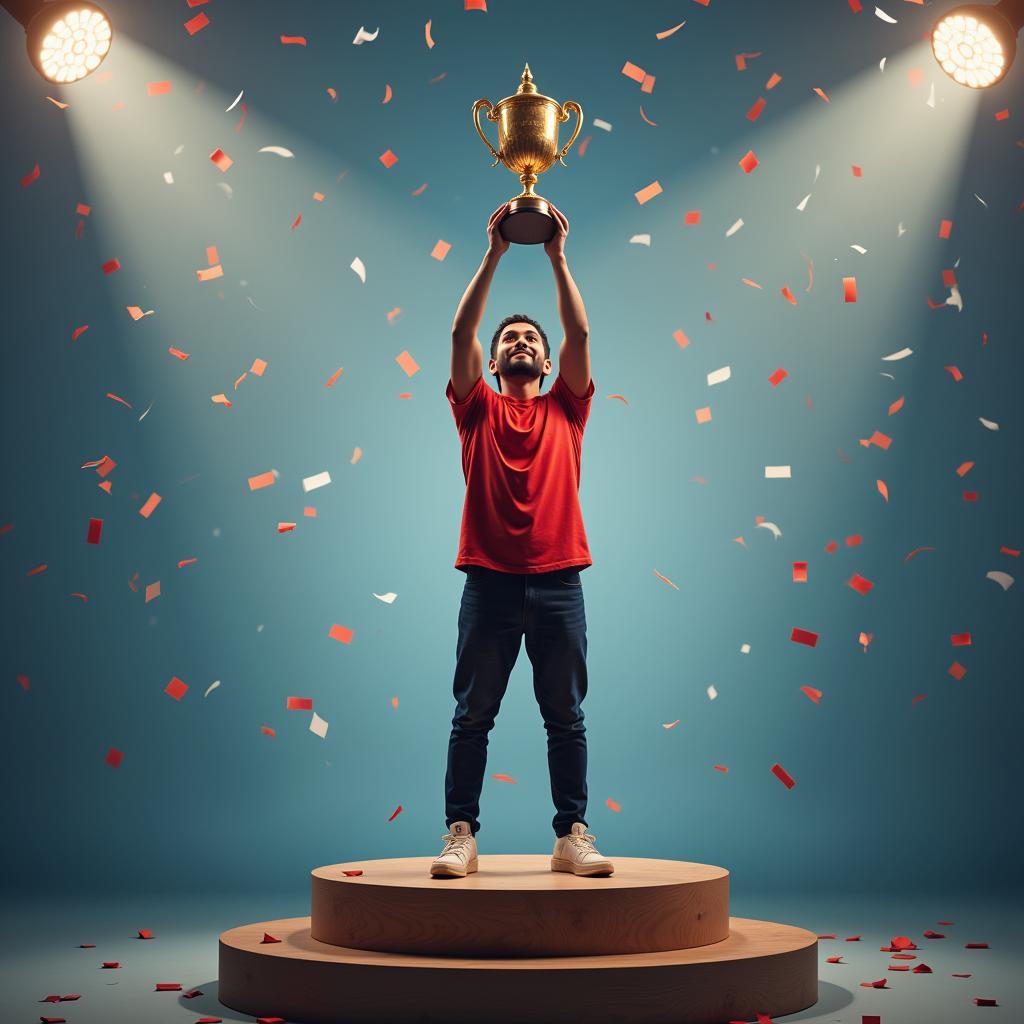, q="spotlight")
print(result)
[2,1,112,84]
[931,1,1024,88]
